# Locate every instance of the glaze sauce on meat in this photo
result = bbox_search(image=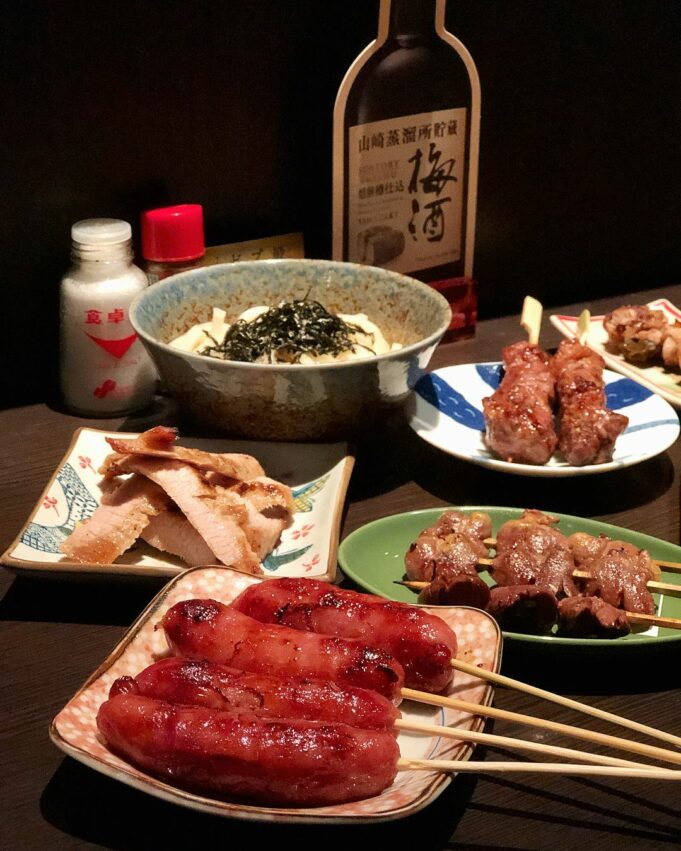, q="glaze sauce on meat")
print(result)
[162,599,405,701]
[232,577,457,694]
